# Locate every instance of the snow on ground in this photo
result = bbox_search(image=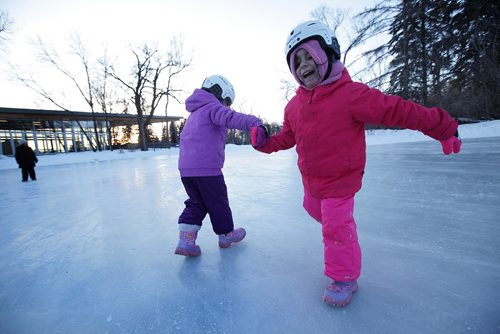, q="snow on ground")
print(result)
[1,120,499,170]
[0,120,499,333]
